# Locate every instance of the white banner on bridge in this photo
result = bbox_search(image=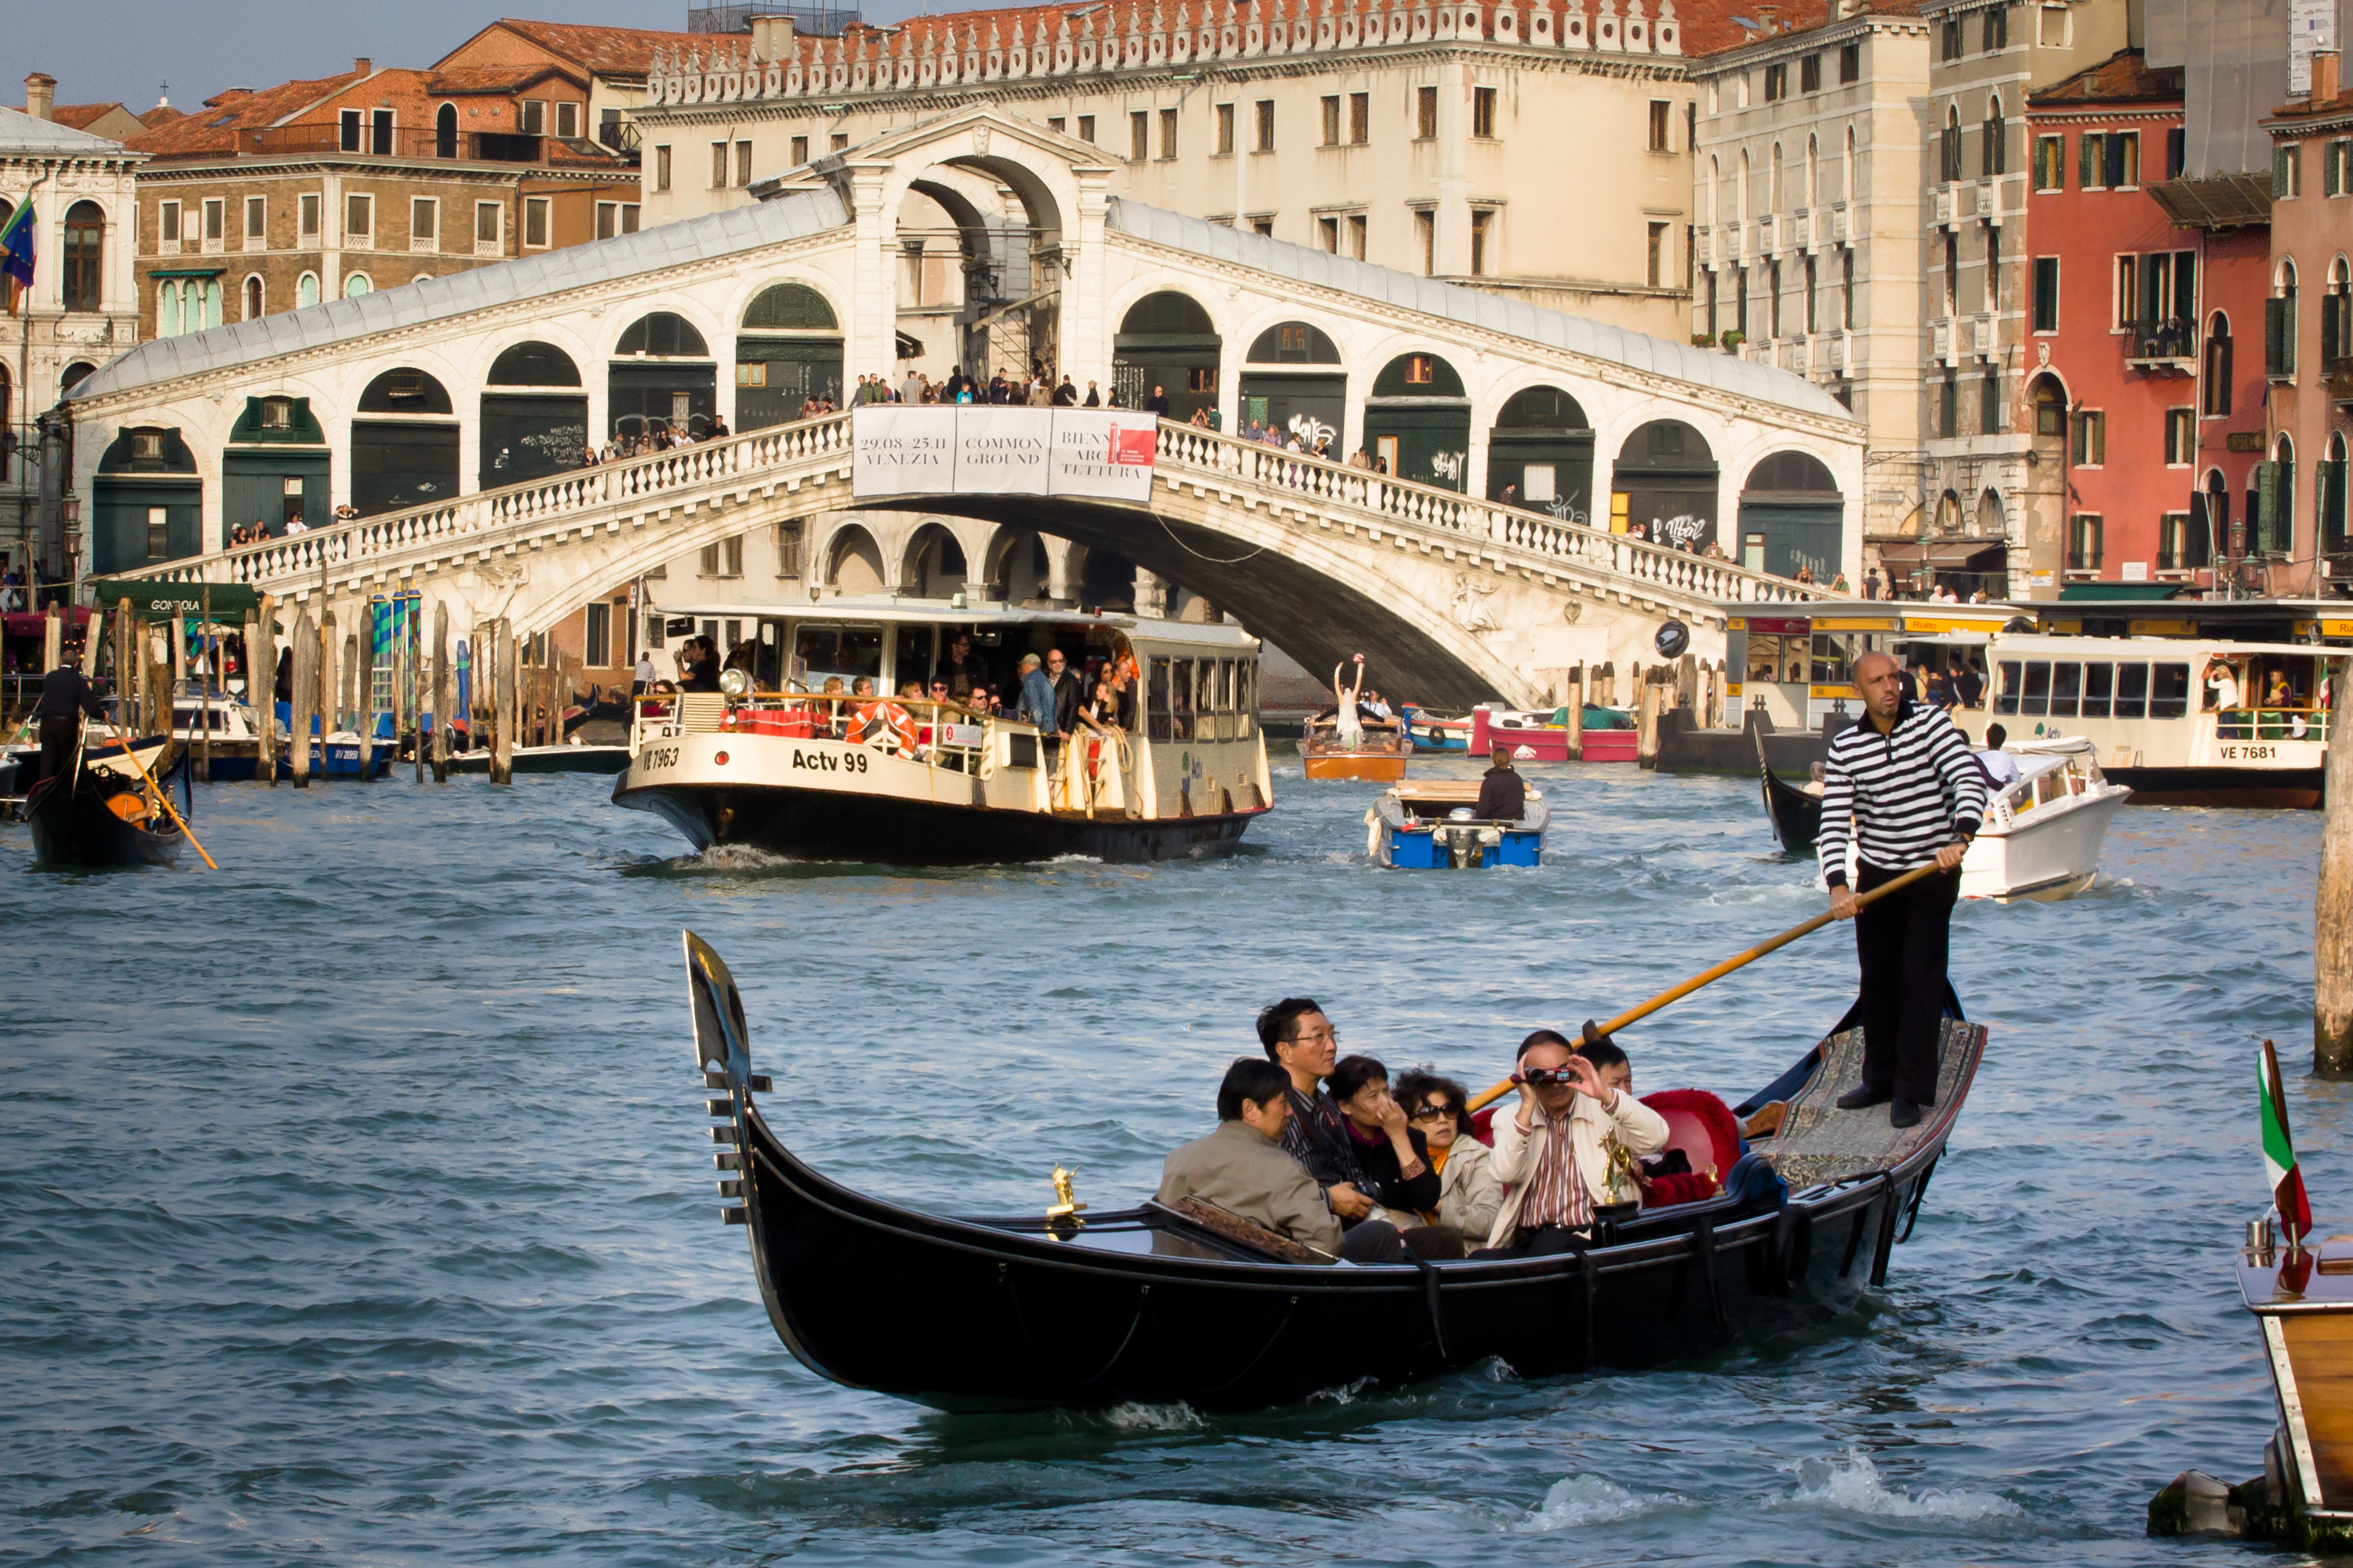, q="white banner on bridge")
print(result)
[852,407,1155,503]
